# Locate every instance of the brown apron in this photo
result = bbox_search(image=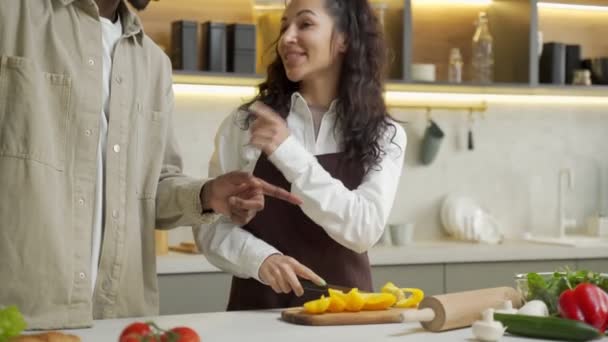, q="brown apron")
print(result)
[227,152,373,310]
